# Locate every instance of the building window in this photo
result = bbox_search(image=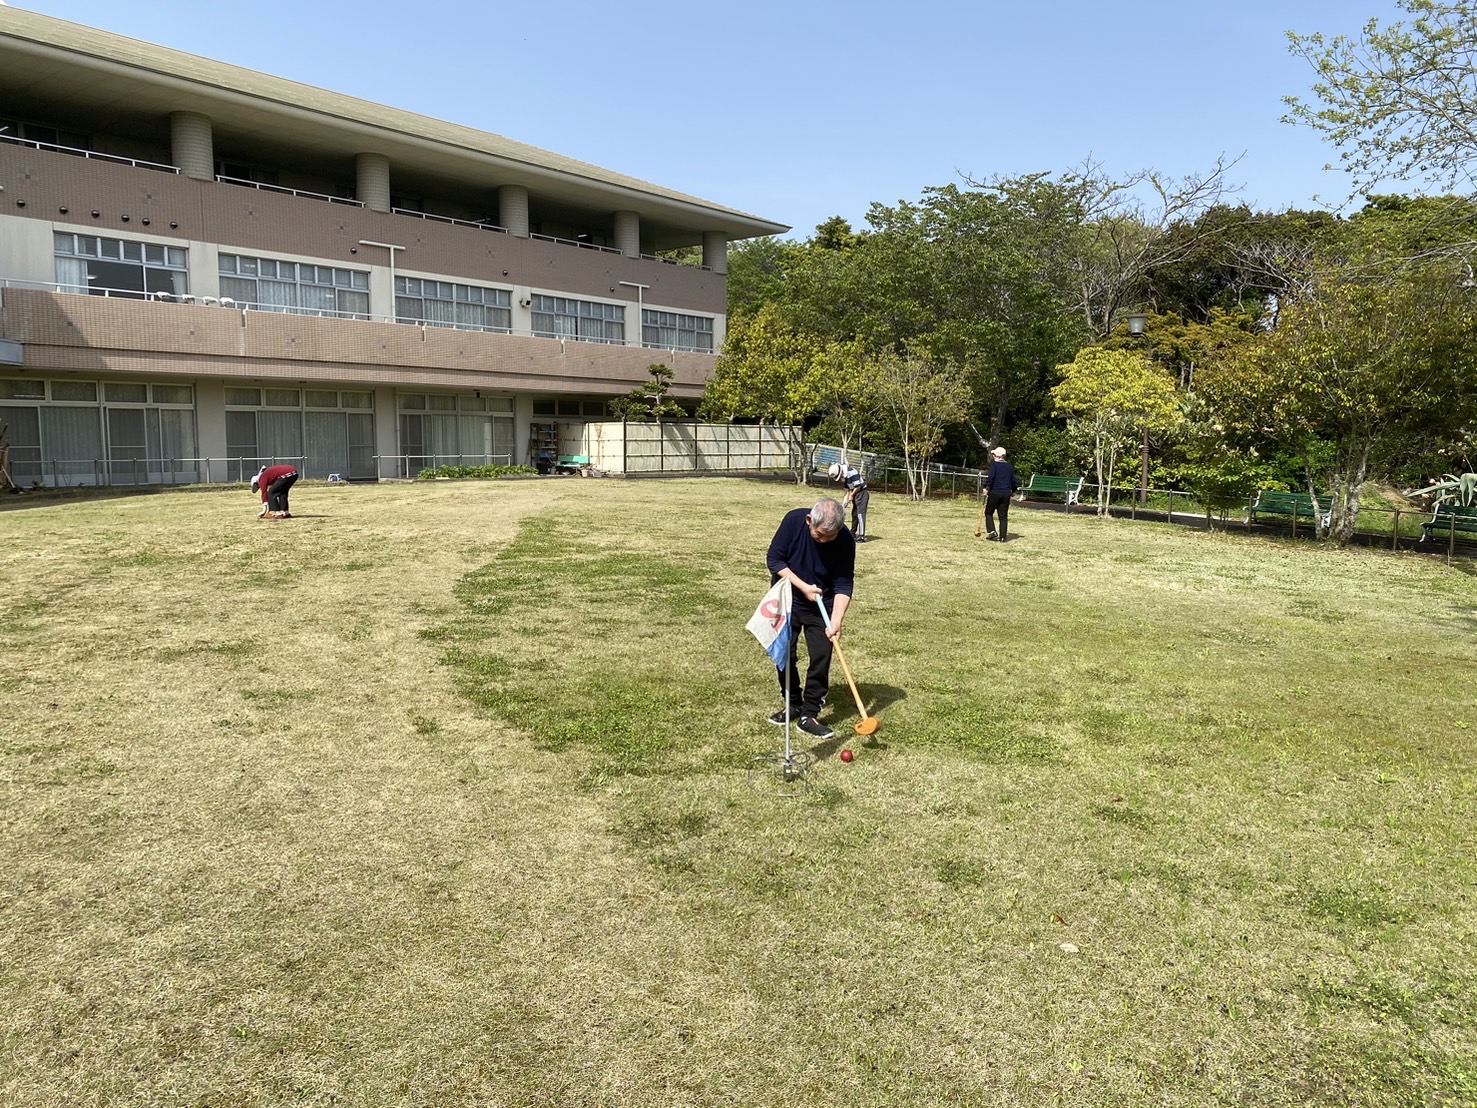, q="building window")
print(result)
[52,380,99,403]
[54,233,188,299]
[104,382,148,404]
[226,387,375,480]
[215,161,278,186]
[530,295,624,345]
[395,278,512,333]
[397,393,516,476]
[0,375,197,486]
[642,310,713,352]
[532,397,608,419]
[0,378,45,400]
[218,254,369,319]
[1,119,90,151]
[152,384,194,406]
